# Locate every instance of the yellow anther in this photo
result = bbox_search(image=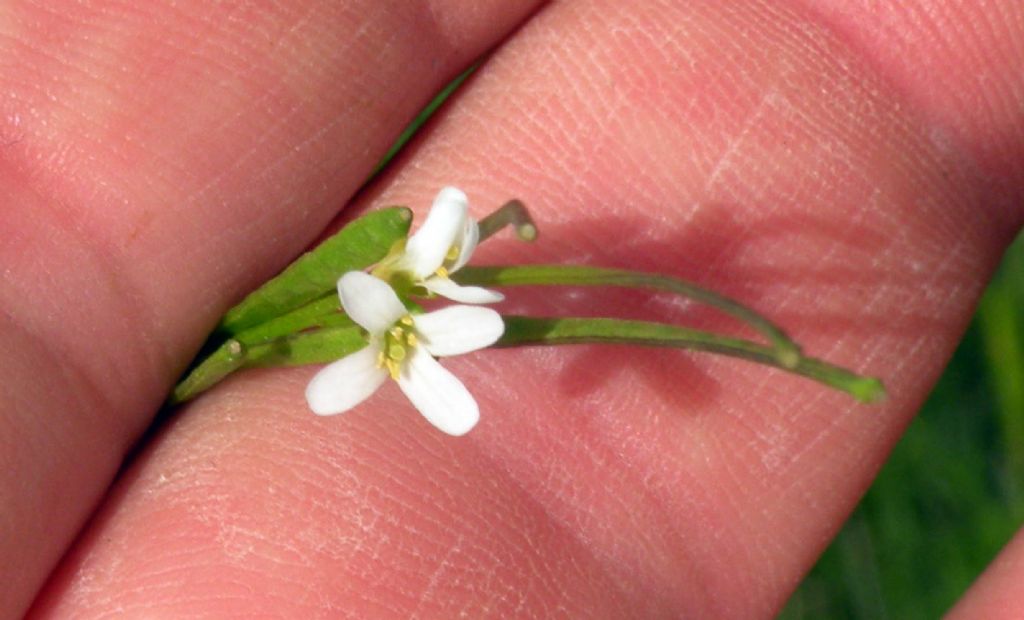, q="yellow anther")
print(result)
[434,266,449,279]
[445,245,460,262]
[376,315,420,381]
